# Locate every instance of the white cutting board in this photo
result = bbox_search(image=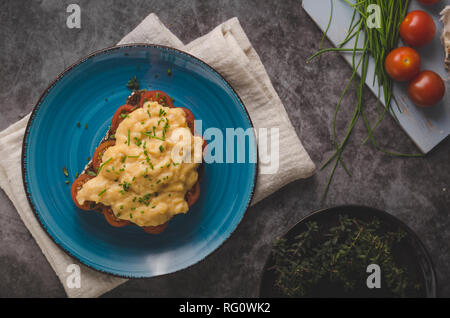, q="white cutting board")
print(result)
[303,0,449,153]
